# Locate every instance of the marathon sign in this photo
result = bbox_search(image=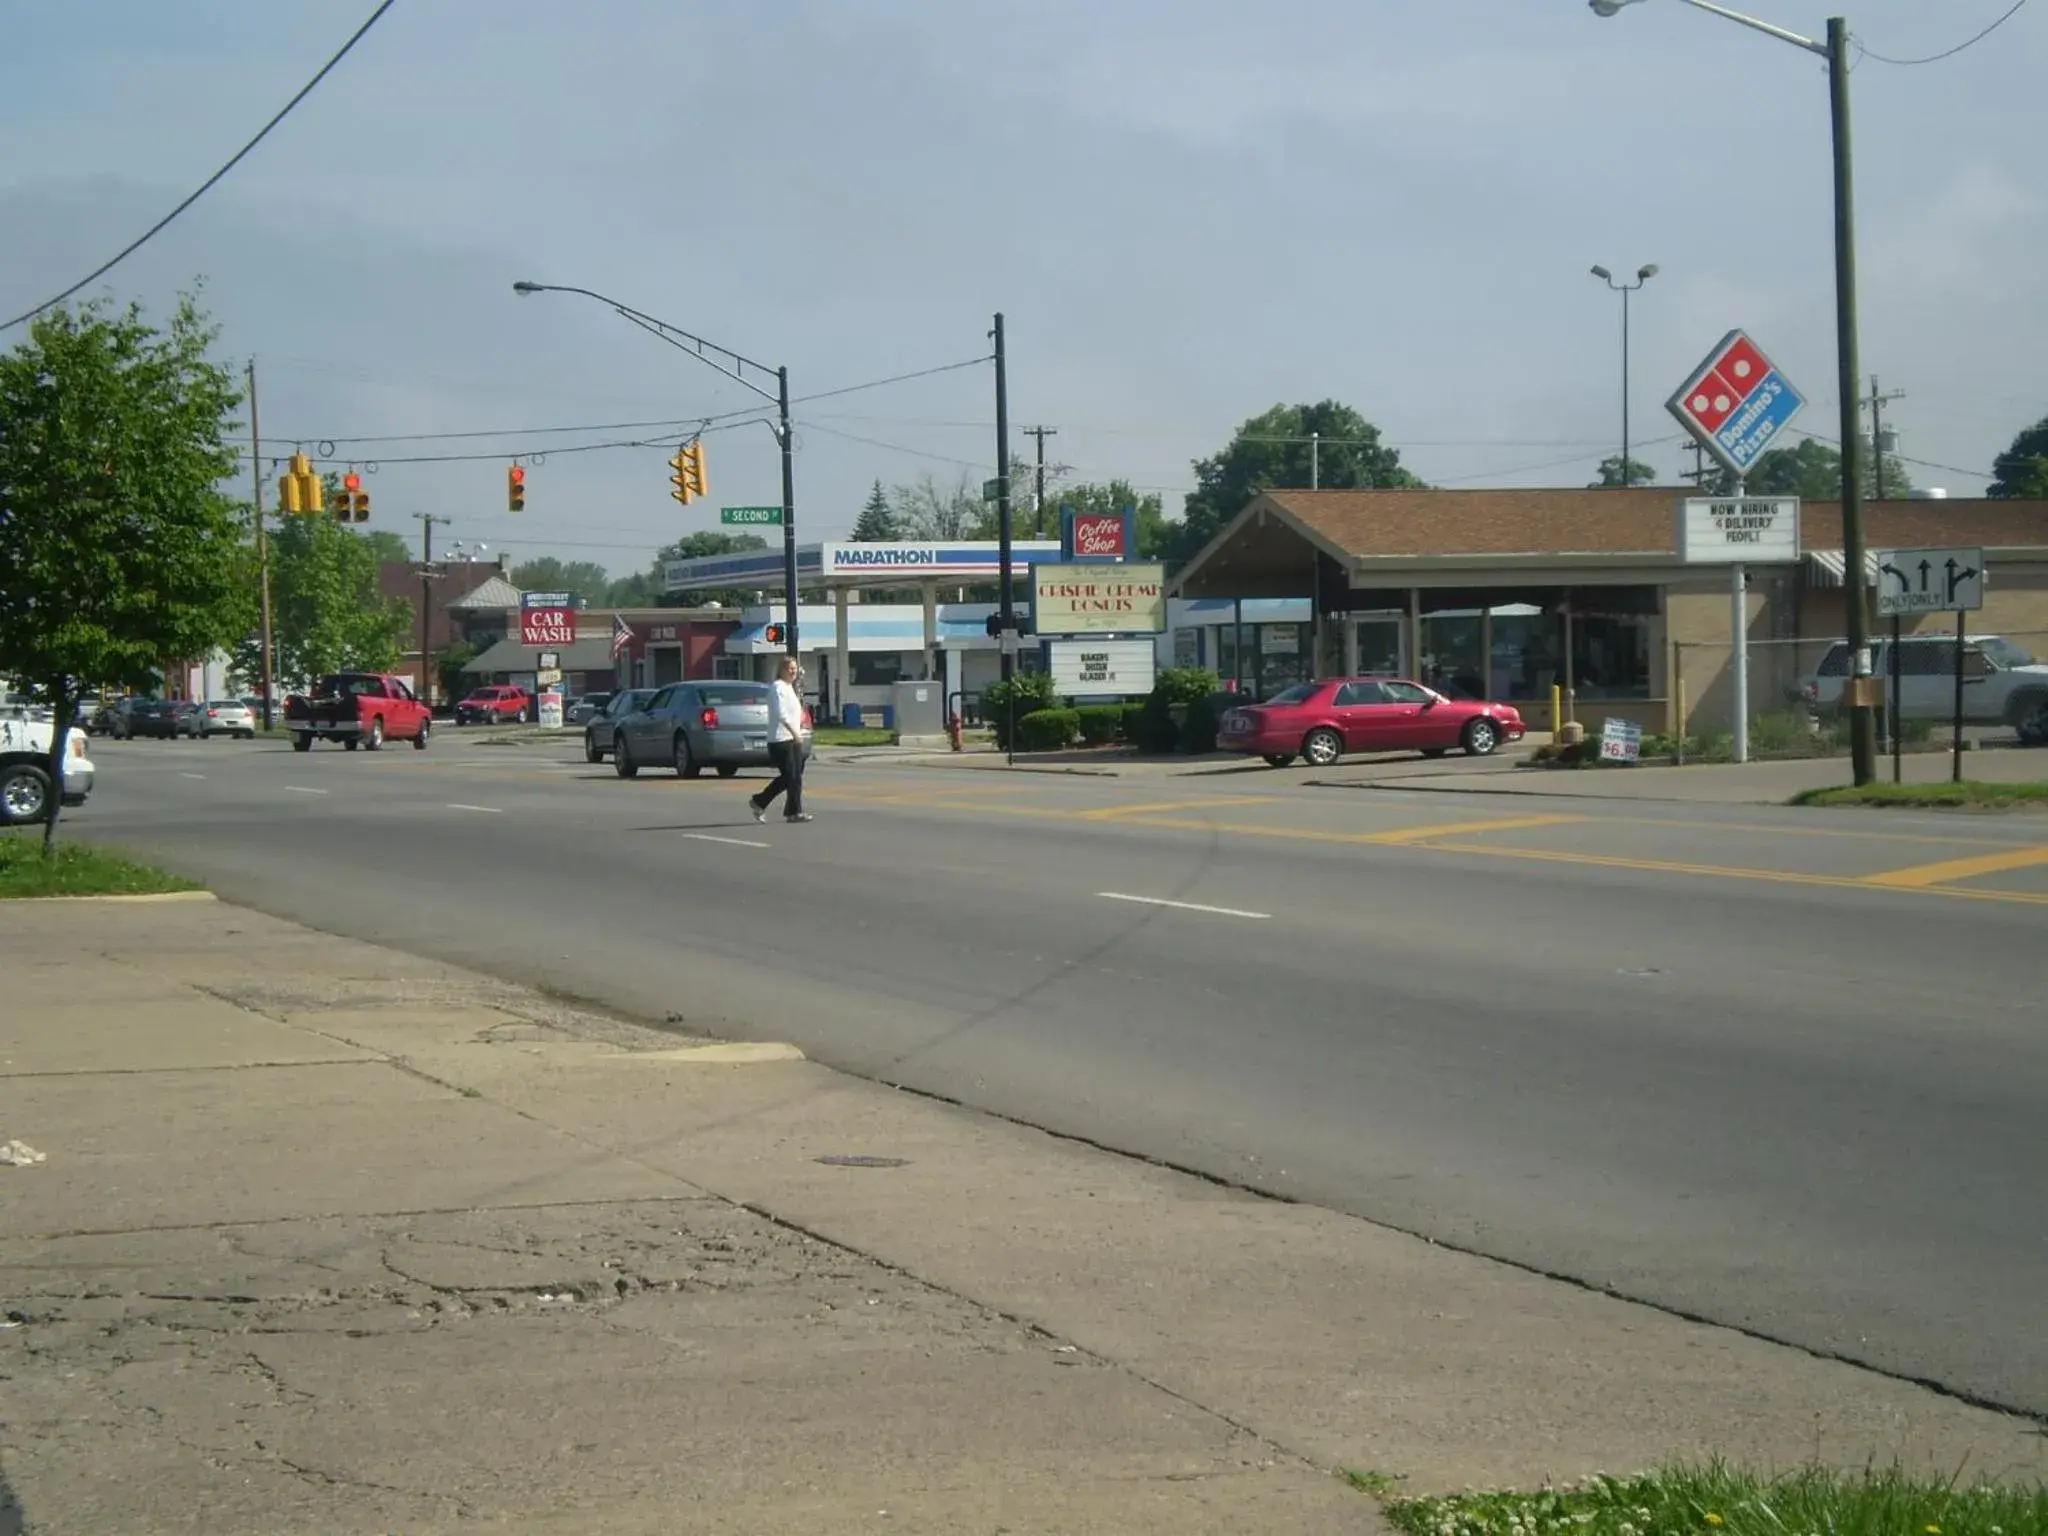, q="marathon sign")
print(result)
[1061,505,1136,563]
[1030,561,1167,635]
[835,546,943,568]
